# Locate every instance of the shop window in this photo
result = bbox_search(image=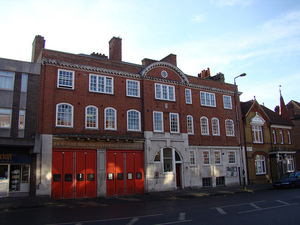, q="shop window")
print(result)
[255,154,266,175]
